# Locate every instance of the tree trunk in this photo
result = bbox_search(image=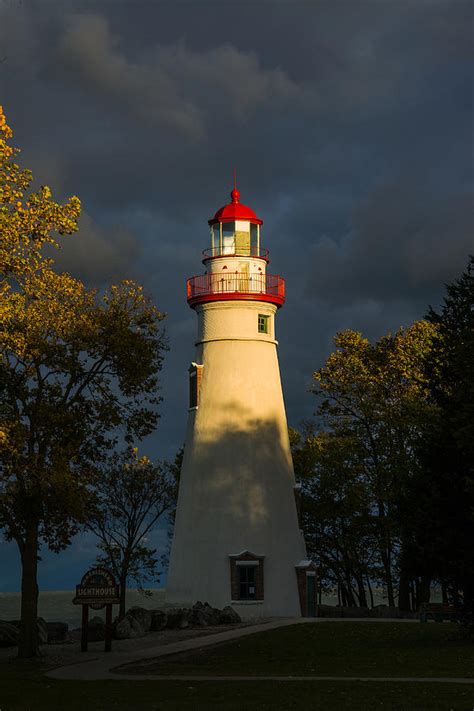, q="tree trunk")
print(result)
[355,573,368,607]
[398,571,411,611]
[380,548,395,606]
[441,581,449,604]
[366,575,374,609]
[119,574,127,619]
[18,523,39,658]
[418,575,431,606]
[344,575,357,606]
